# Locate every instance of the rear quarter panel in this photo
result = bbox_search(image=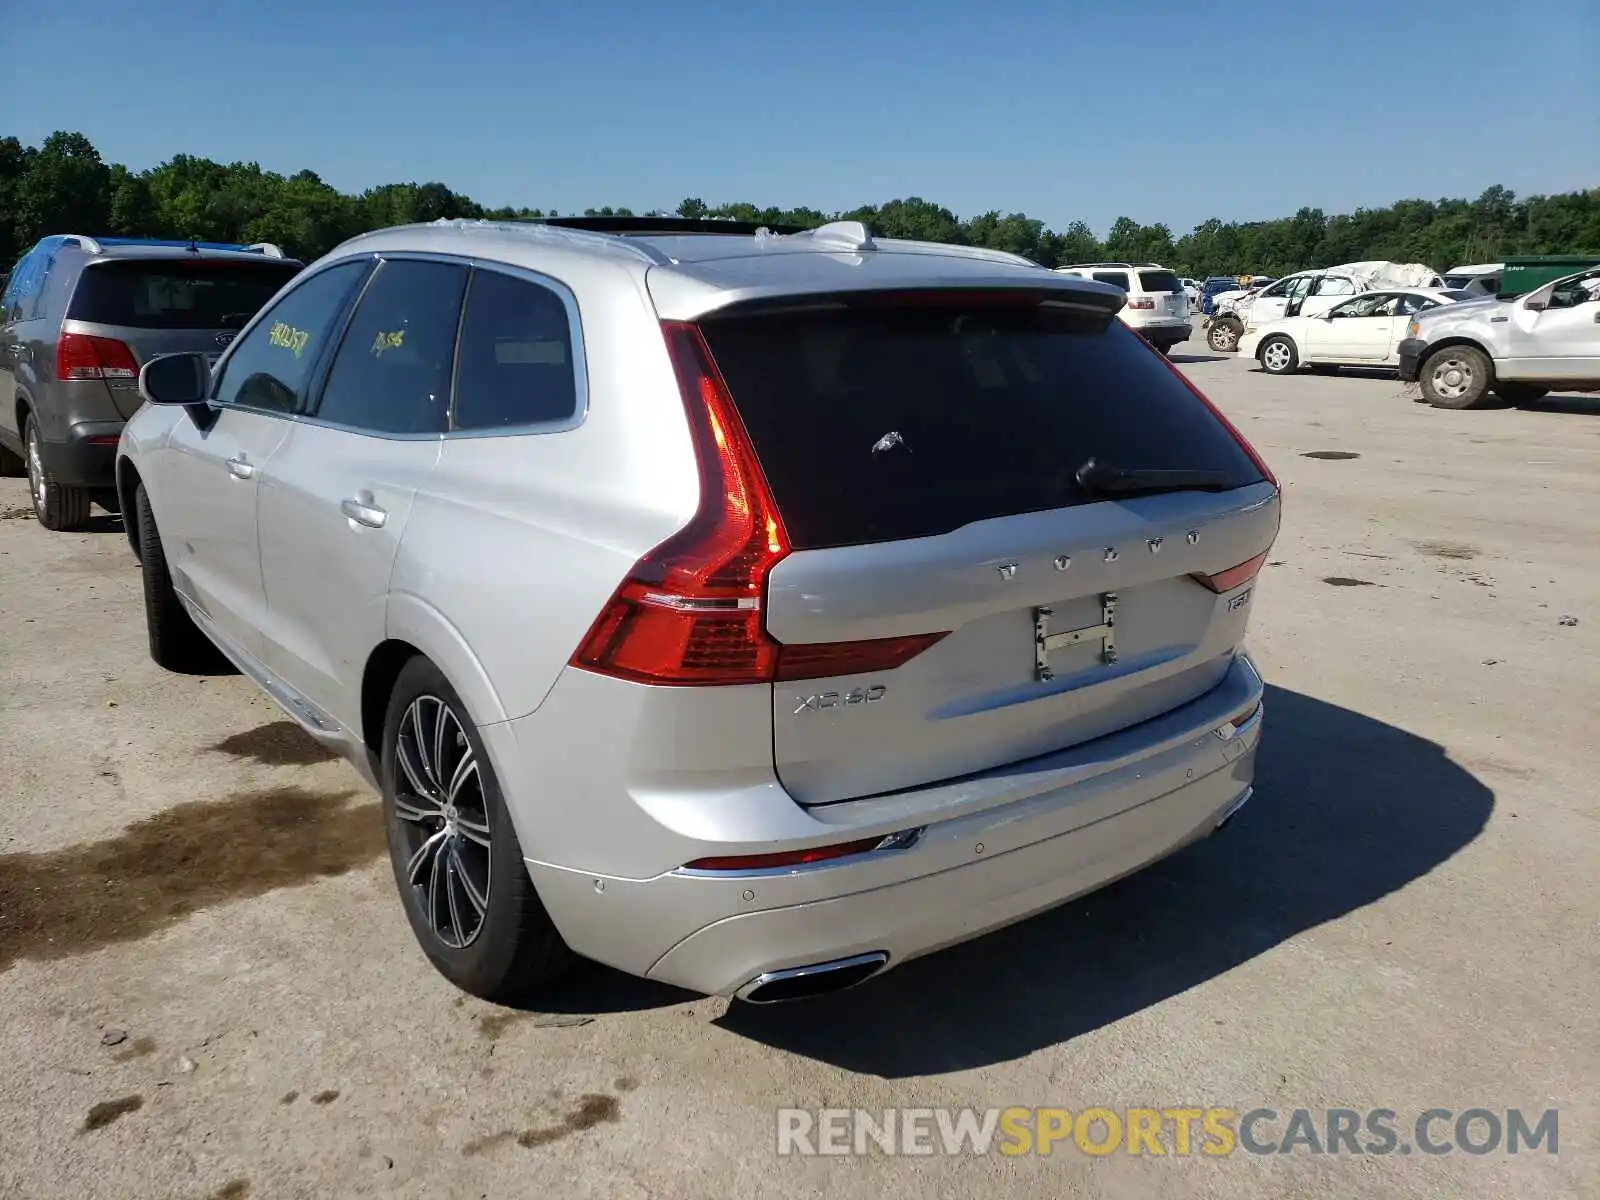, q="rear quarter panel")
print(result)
[387,263,702,723]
